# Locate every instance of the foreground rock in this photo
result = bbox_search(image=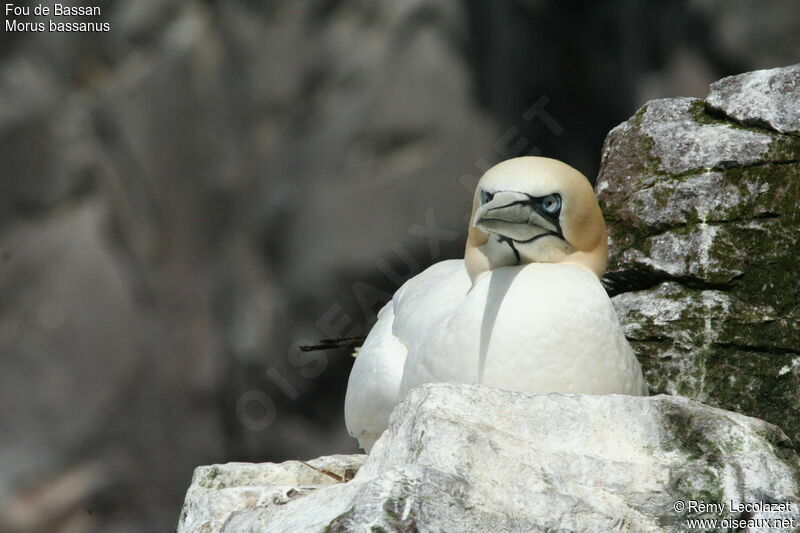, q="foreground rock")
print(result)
[178,384,799,532]
[177,455,366,533]
[597,63,800,446]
